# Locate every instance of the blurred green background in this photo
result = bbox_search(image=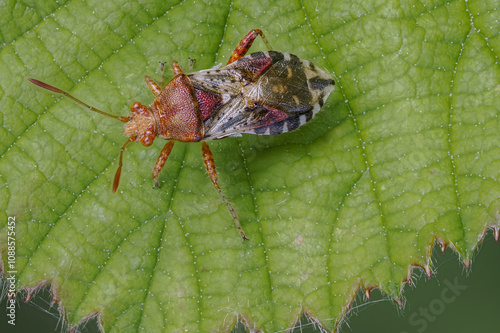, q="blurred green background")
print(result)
[2,233,499,333]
